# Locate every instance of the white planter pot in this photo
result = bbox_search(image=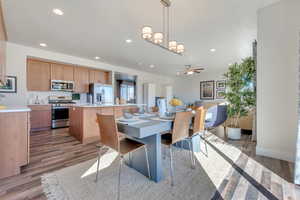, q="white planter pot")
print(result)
[227,127,241,140]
